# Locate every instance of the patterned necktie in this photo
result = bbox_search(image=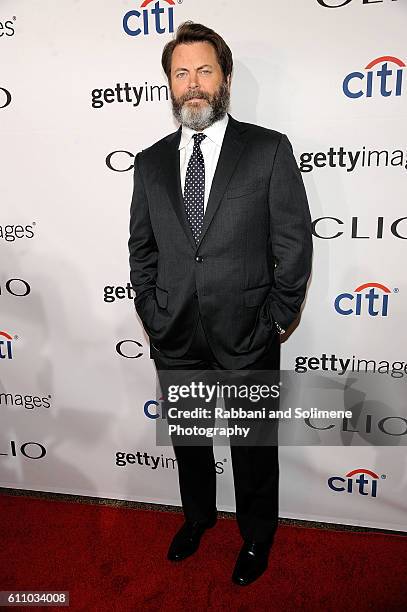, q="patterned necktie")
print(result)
[184,133,206,243]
